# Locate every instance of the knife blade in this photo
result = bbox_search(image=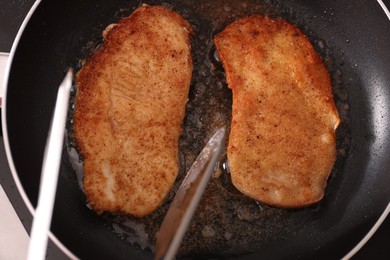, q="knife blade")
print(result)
[155,127,226,260]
